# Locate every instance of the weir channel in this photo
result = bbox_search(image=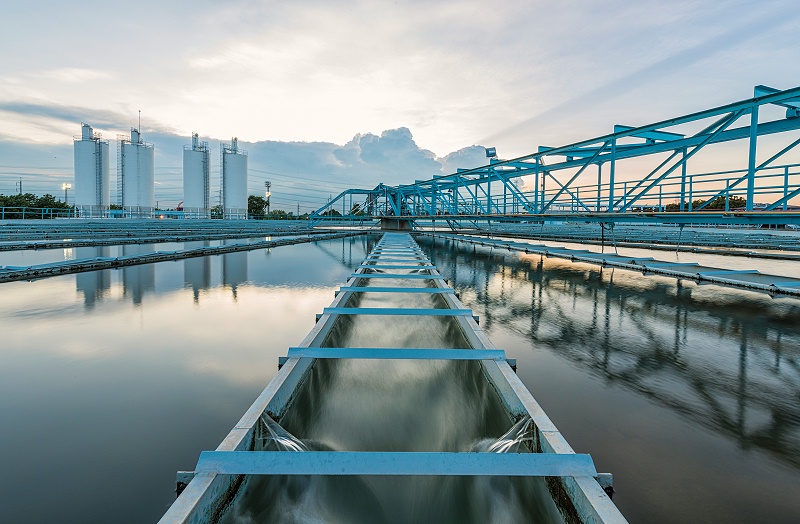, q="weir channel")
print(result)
[160,232,625,523]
